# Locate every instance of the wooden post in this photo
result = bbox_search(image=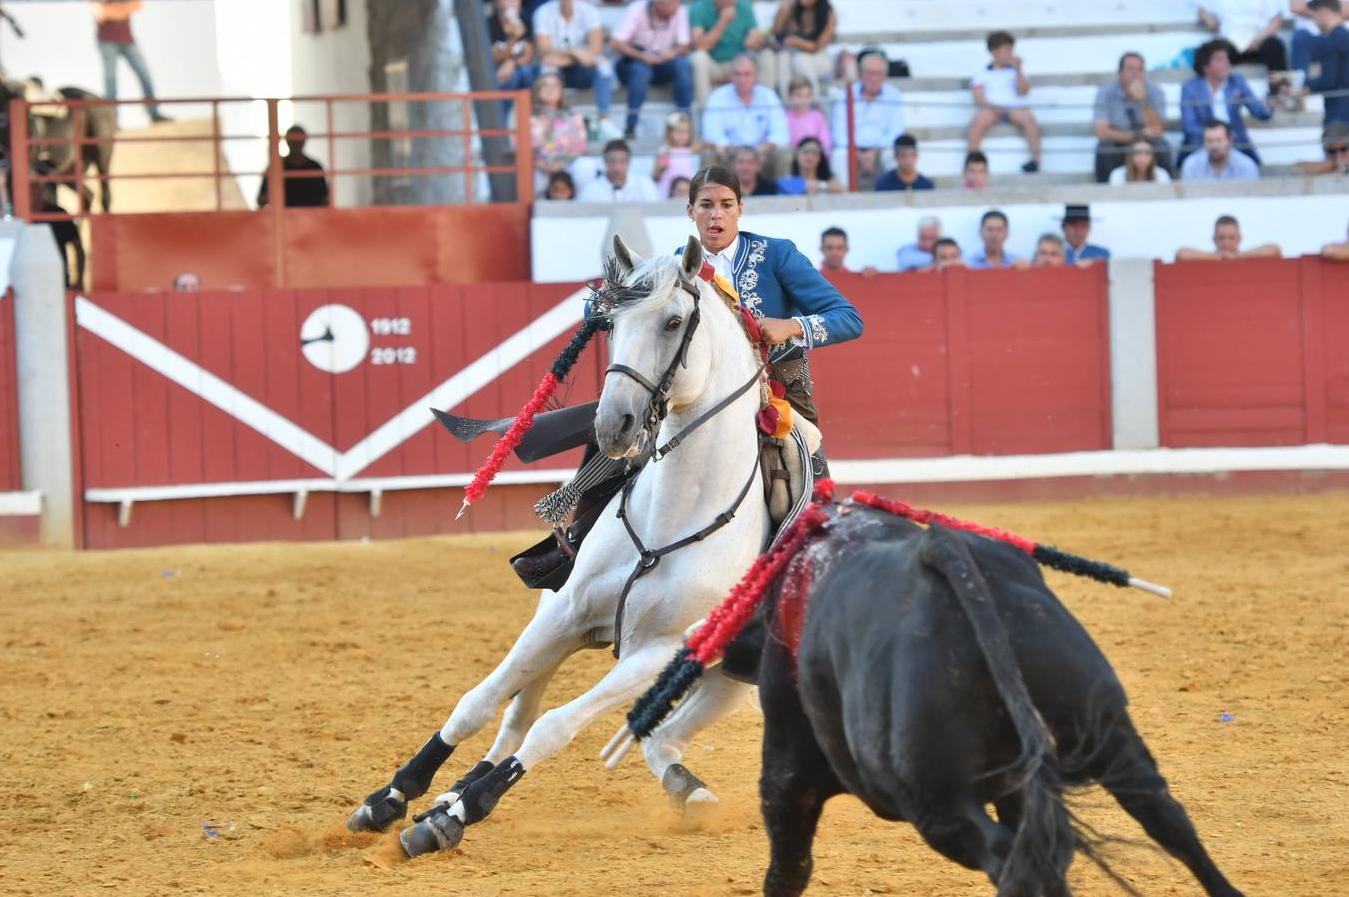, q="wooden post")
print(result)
[9,98,31,219]
[266,99,286,287]
[514,88,534,204]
